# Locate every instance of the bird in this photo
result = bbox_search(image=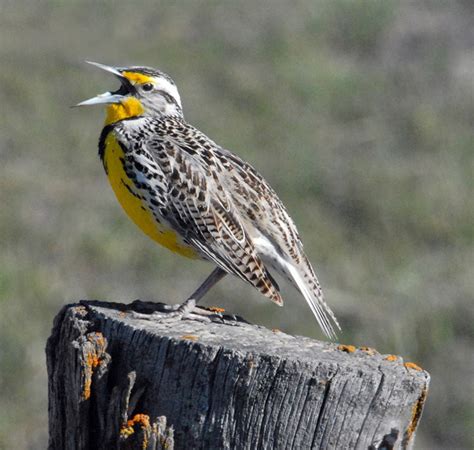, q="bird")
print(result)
[76,61,341,339]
